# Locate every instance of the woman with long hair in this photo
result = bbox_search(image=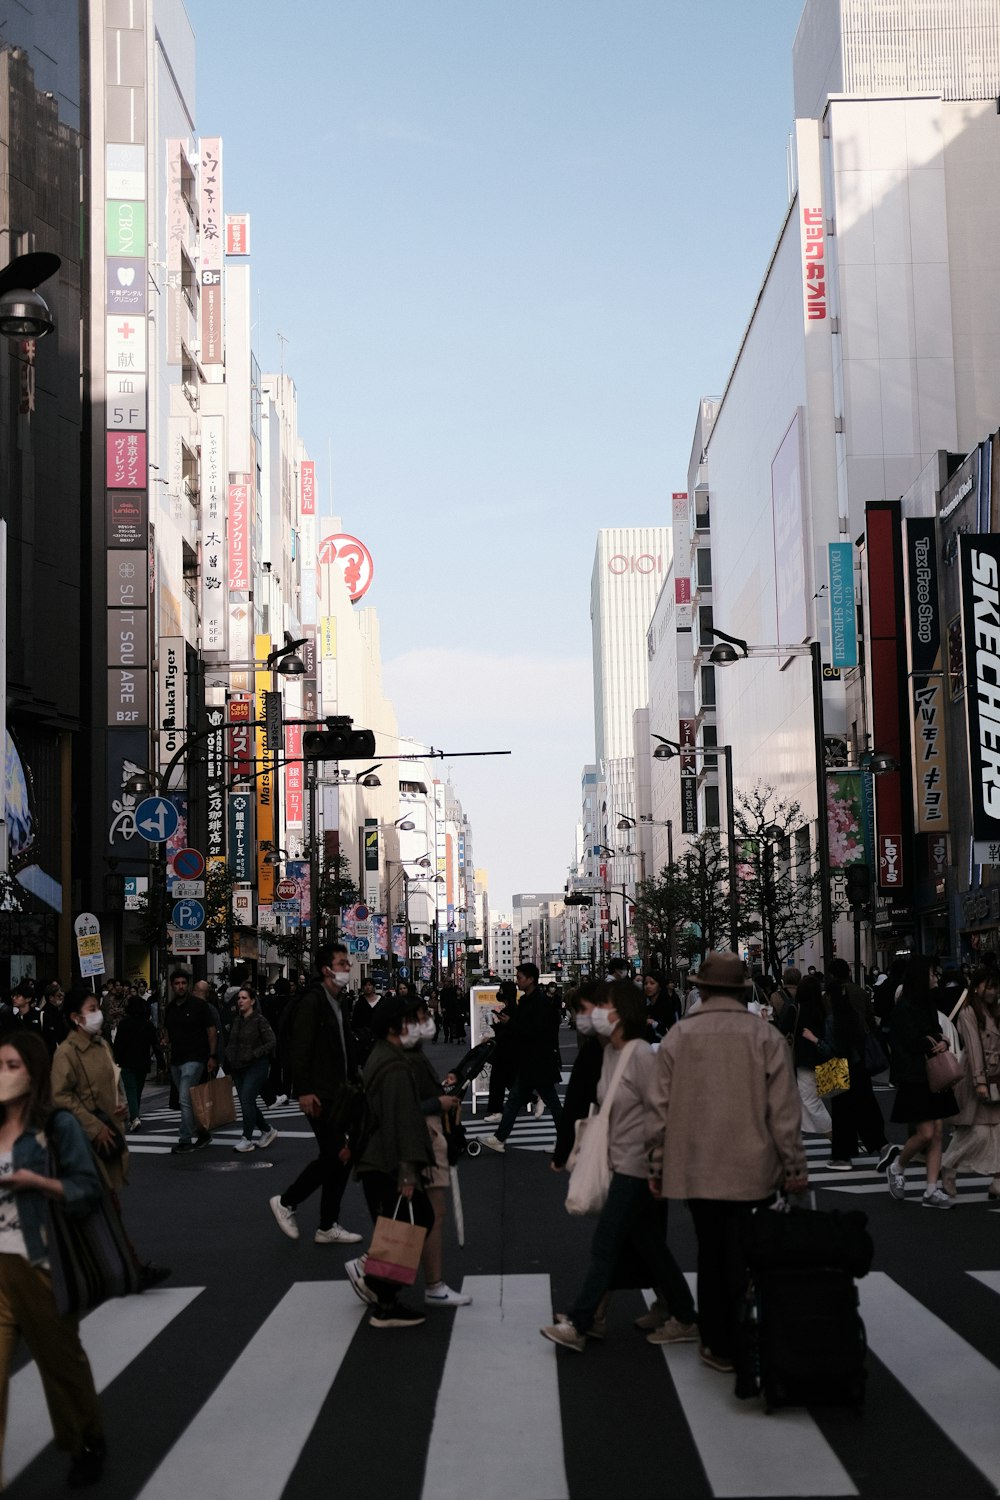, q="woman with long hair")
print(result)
[0,1031,105,1488]
[940,967,1000,1199]
[540,981,697,1352]
[885,955,958,1207]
